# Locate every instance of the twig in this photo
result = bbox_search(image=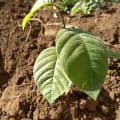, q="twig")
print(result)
[25,22,32,42]
[54,4,66,28]
[25,18,45,41]
[30,18,45,37]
